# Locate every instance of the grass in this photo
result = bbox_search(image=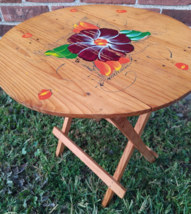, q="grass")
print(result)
[0,90,191,214]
